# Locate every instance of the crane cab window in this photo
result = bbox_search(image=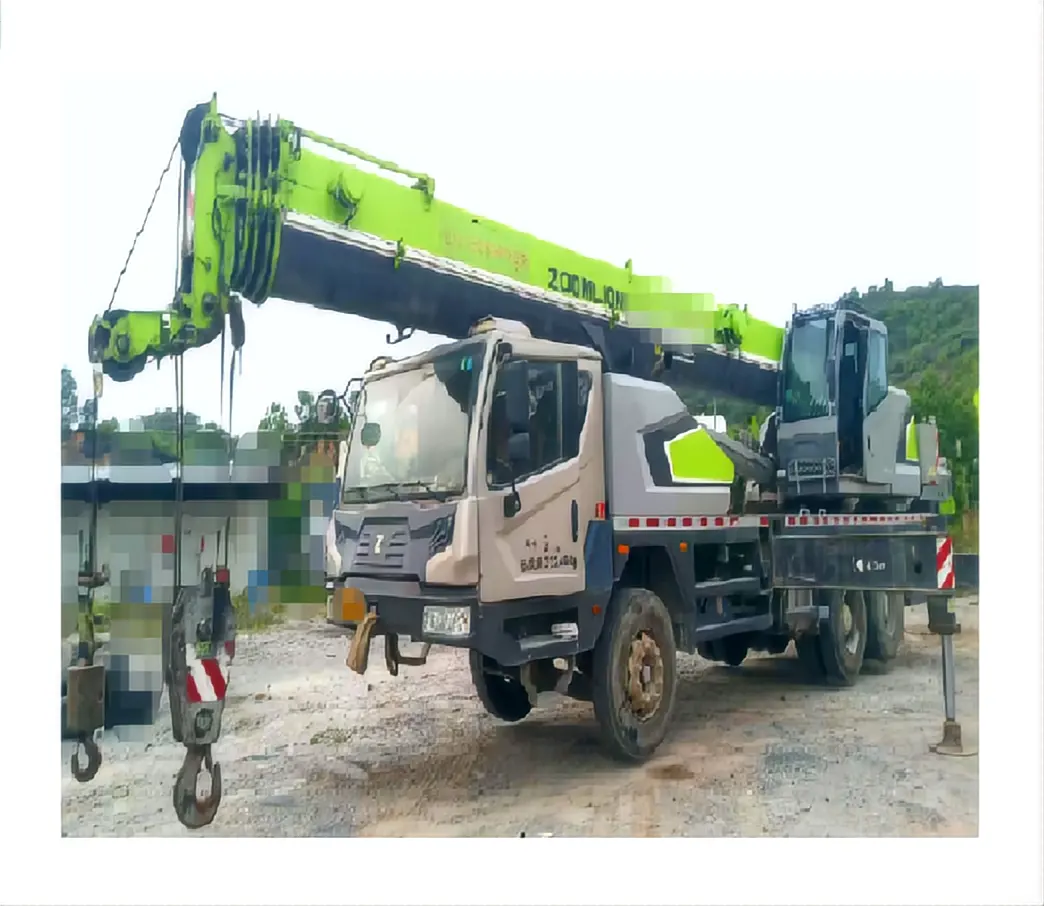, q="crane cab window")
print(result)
[866,327,888,411]
[782,317,834,422]
[486,359,589,488]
